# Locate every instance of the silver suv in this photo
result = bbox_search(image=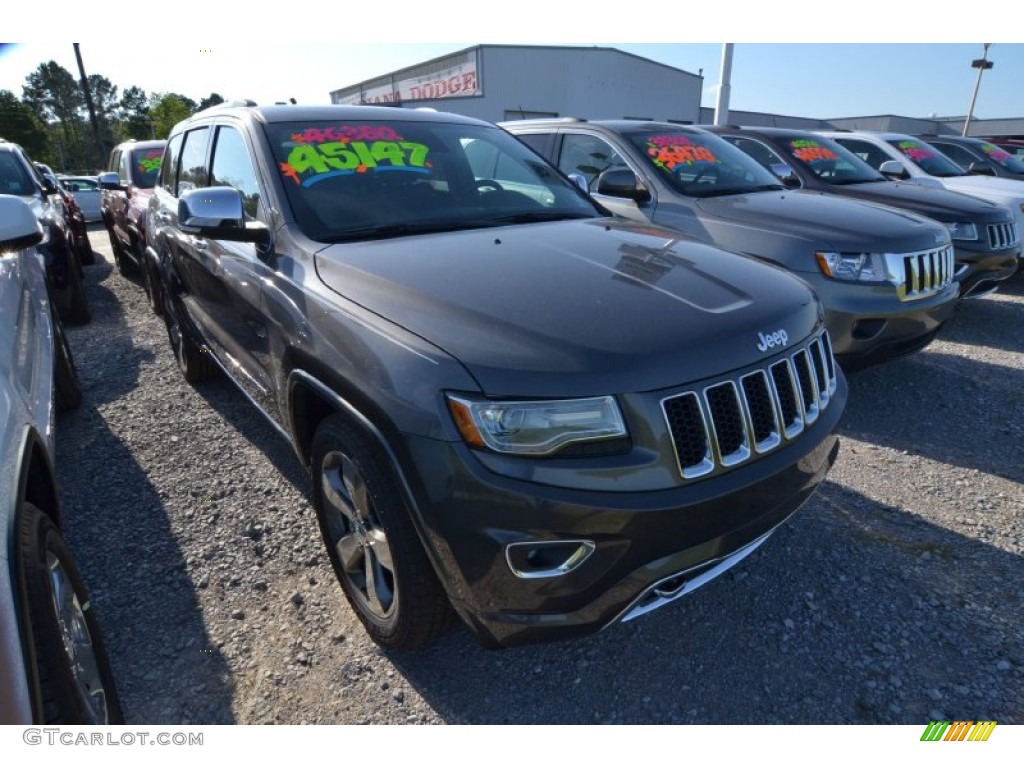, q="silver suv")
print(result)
[0,196,121,723]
